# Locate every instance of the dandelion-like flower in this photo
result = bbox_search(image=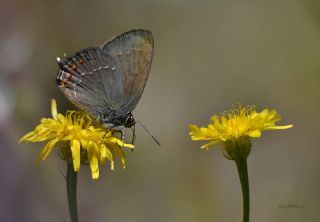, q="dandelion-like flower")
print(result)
[189,106,293,159]
[20,99,134,179]
[189,105,292,222]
